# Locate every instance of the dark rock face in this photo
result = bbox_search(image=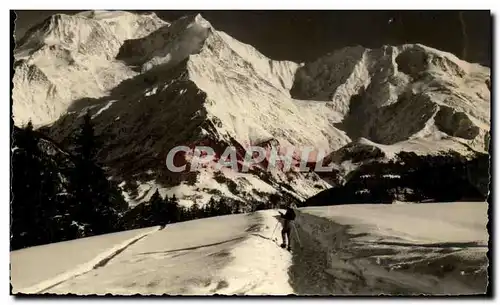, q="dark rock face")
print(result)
[396,46,466,78]
[435,105,480,140]
[396,47,430,77]
[327,141,386,164]
[305,151,489,206]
